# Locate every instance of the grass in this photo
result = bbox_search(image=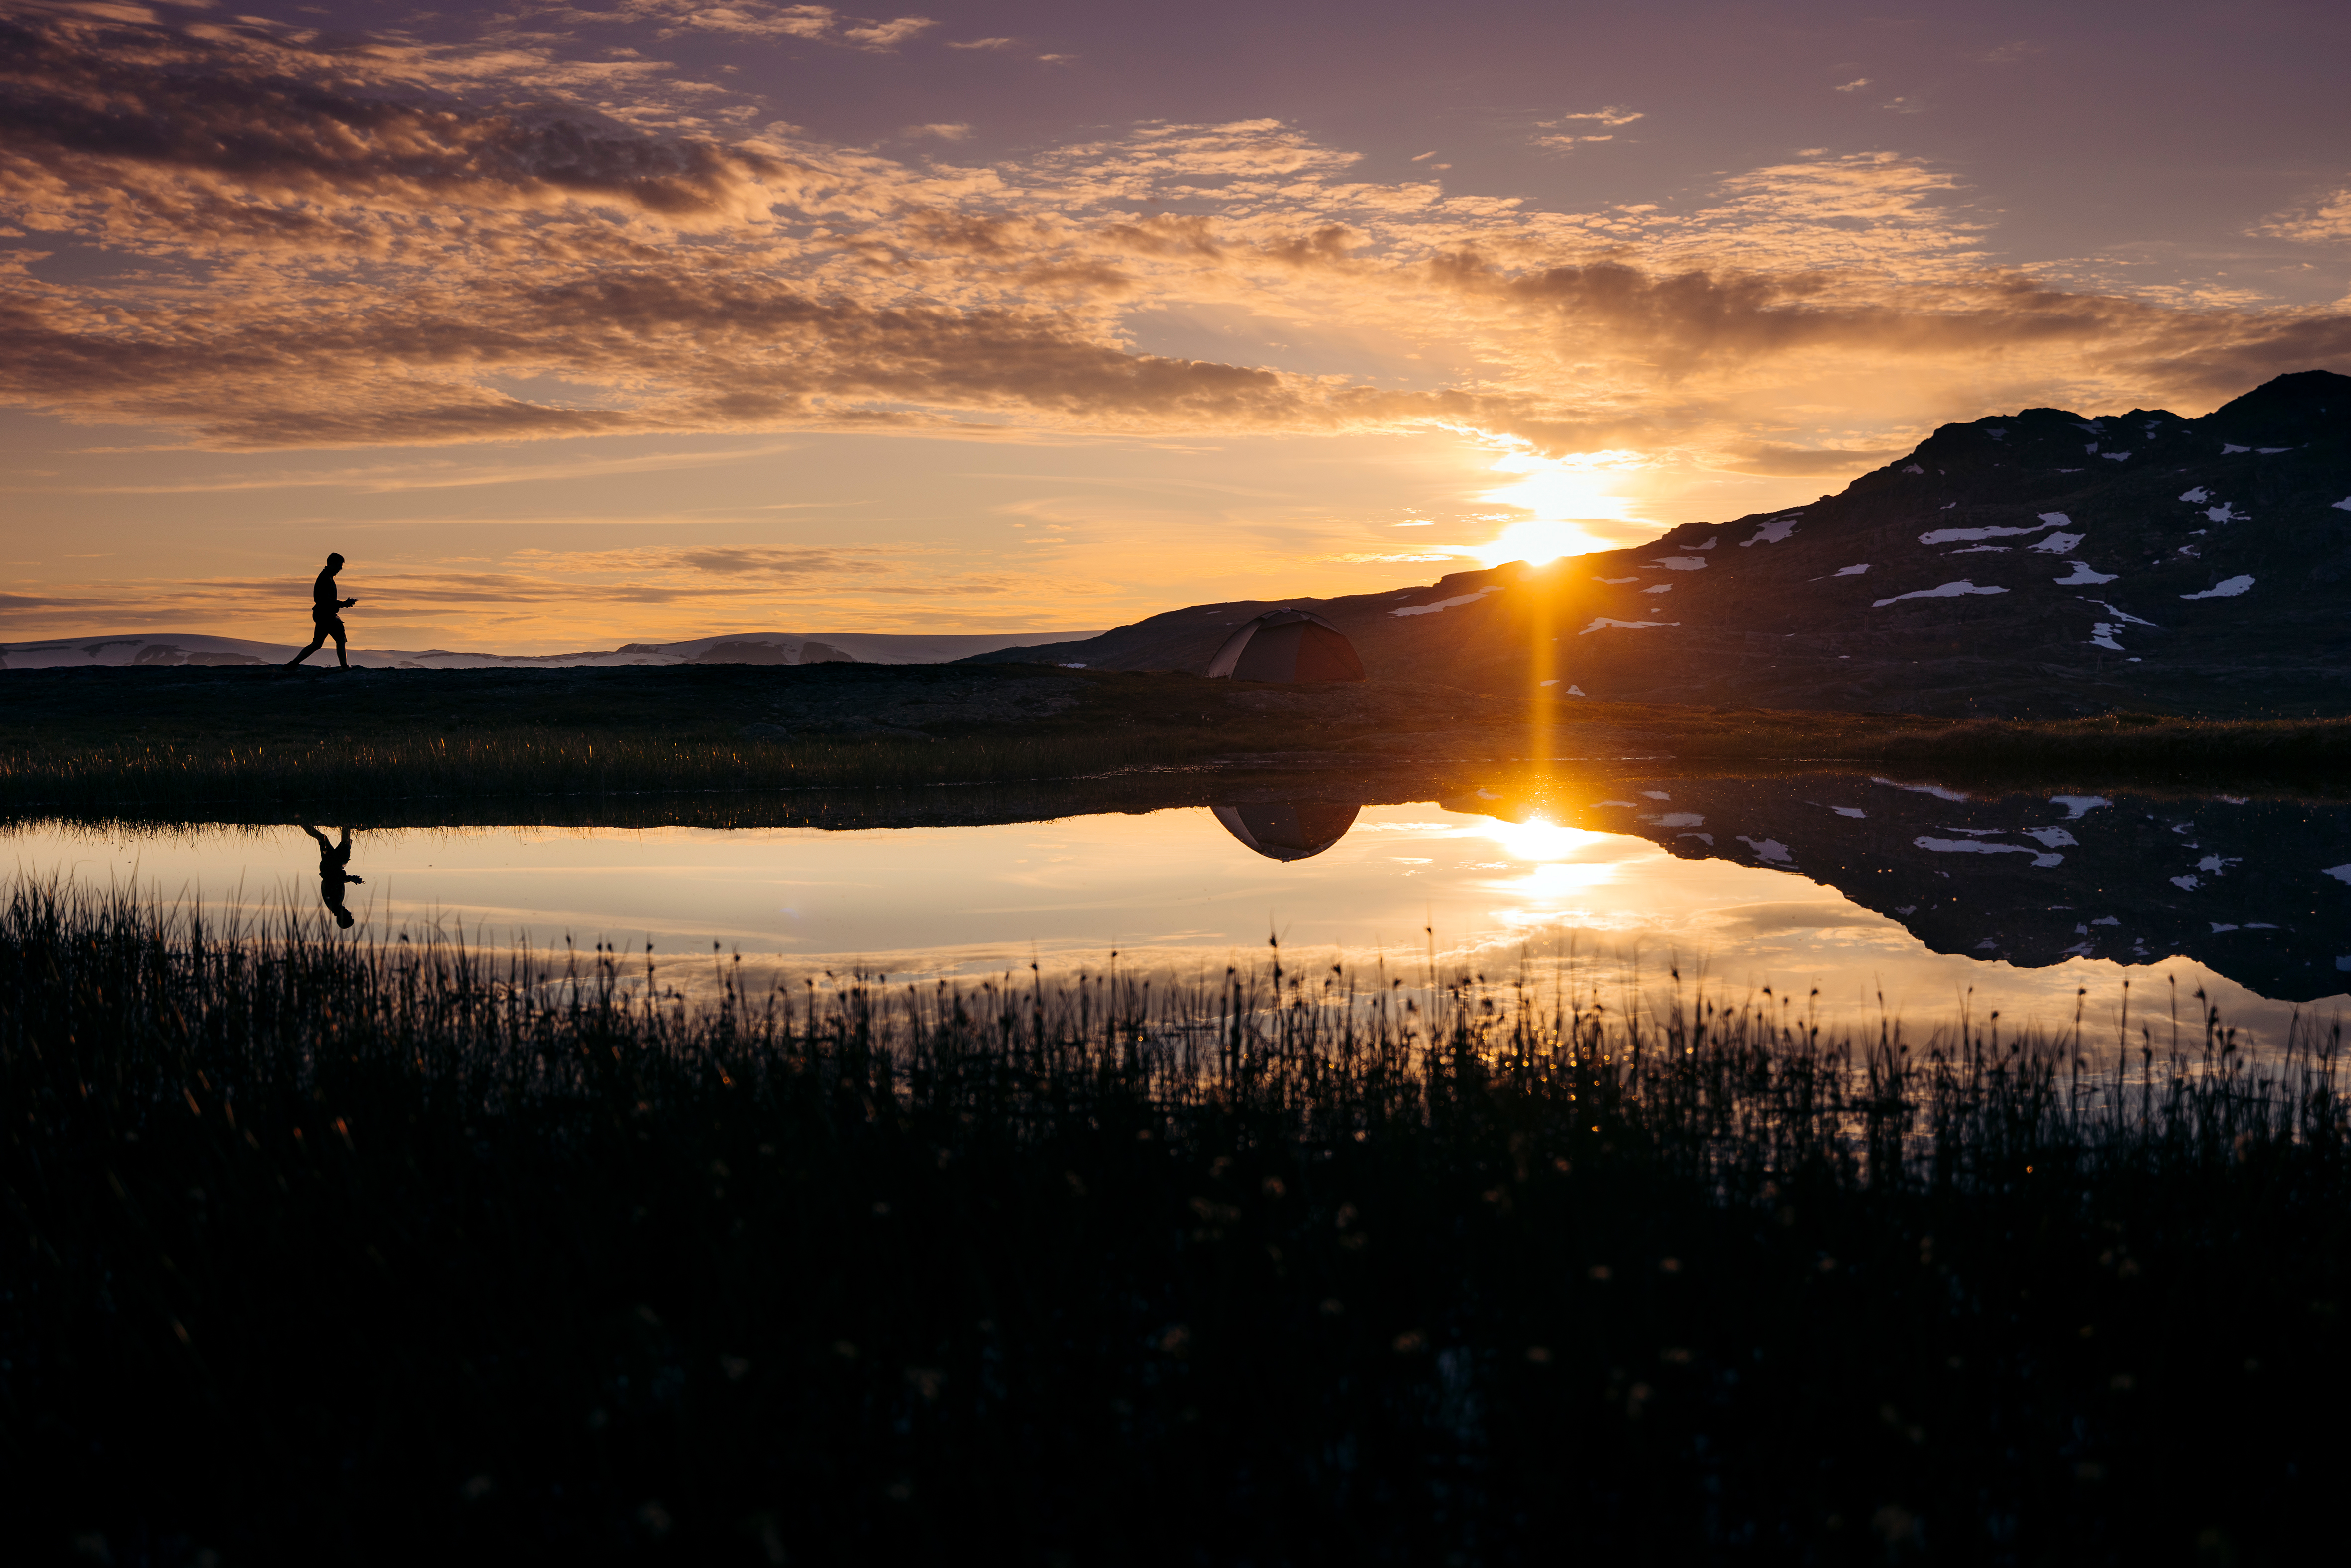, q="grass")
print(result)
[5,883,2346,1563]
[0,728,1177,816]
